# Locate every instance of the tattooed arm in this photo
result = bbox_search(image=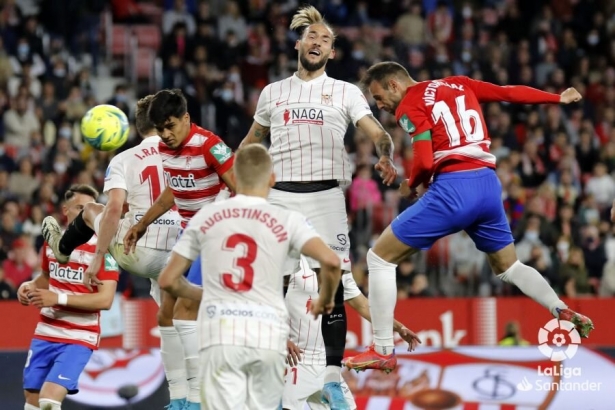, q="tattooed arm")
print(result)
[239,121,271,148]
[356,114,398,185]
